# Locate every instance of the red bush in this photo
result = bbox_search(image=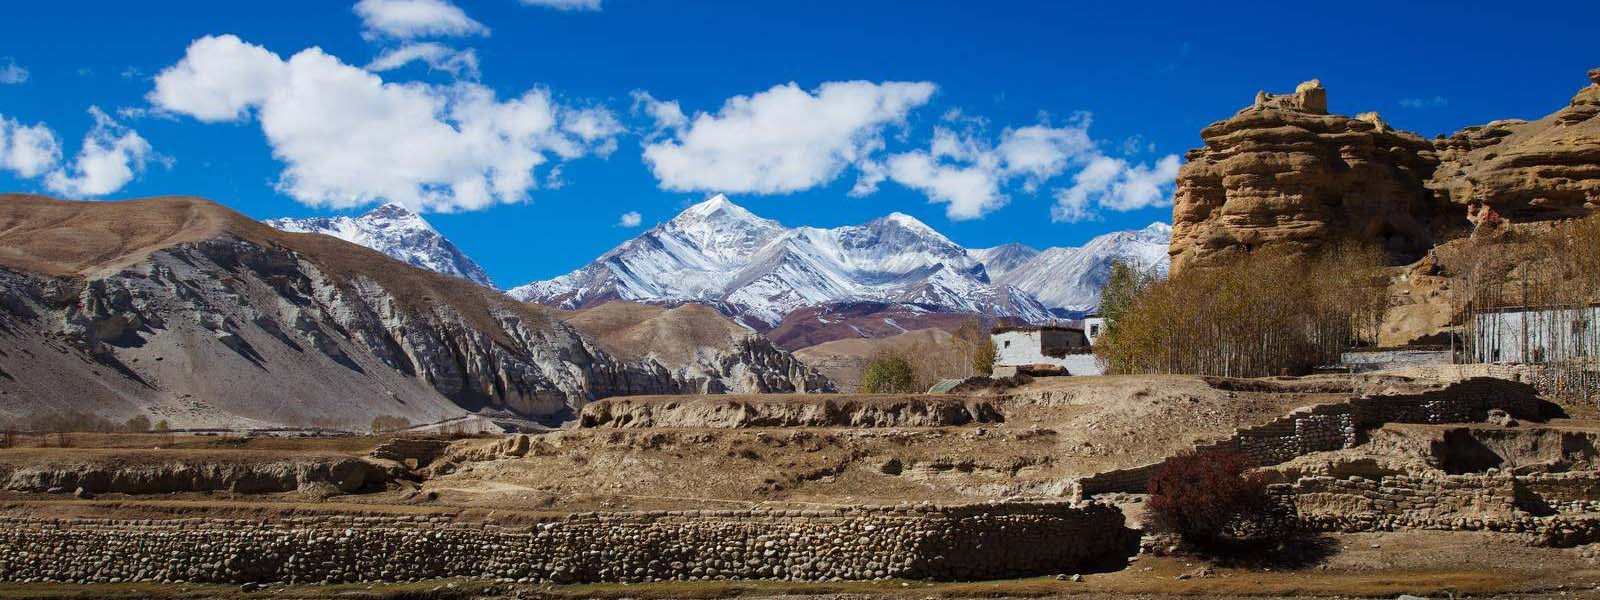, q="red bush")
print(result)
[1146,447,1269,544]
